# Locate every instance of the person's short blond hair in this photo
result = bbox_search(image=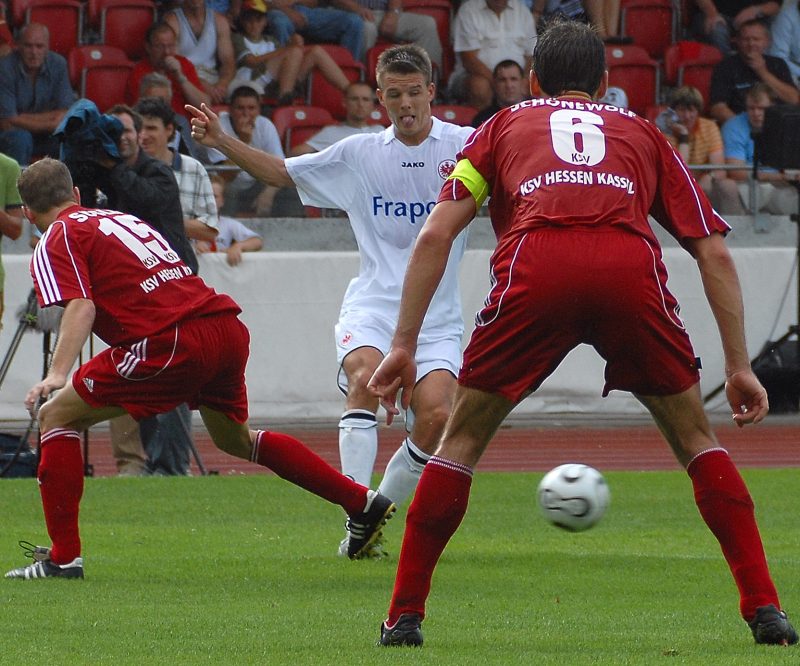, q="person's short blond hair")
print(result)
[18,158,74,213]
[669,86,704,111]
